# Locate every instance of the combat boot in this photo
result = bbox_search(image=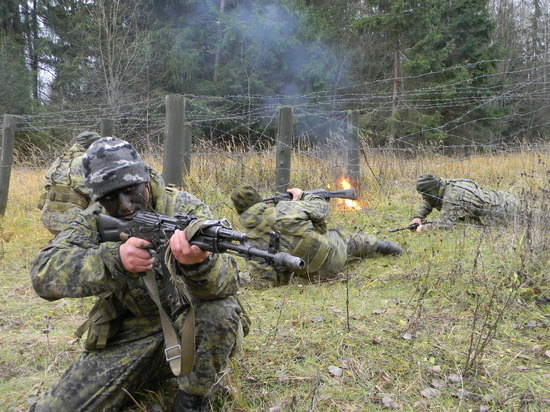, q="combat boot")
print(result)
[346,232,379,258]
[375,240,403,256]
[172,391,210,412]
